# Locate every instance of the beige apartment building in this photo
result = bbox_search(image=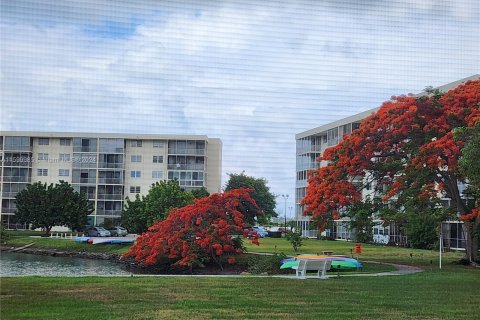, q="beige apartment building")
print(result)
[0,132,222,227]
[294,75,479,247]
